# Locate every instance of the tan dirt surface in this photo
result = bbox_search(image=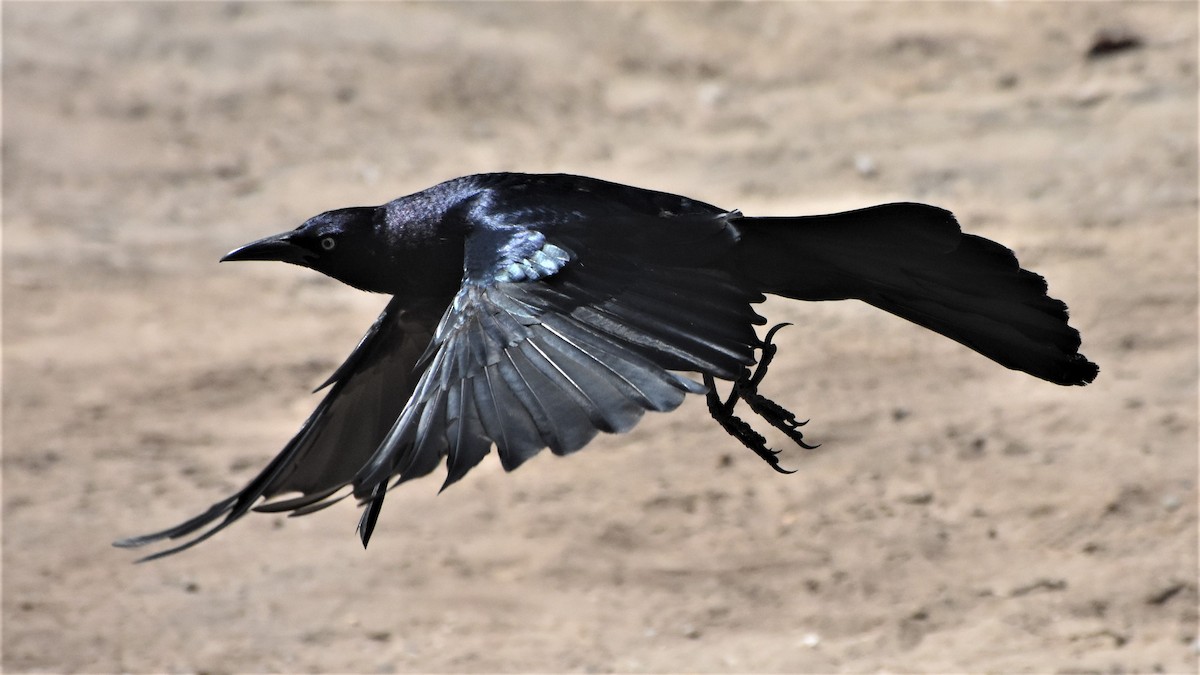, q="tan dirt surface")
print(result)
[4,2,1197,673]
